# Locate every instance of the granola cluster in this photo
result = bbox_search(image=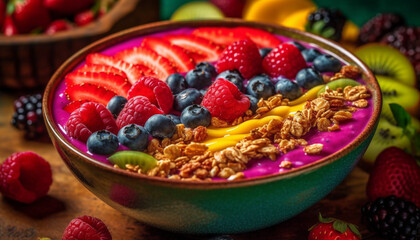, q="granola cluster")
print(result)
[115,75,371,181]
